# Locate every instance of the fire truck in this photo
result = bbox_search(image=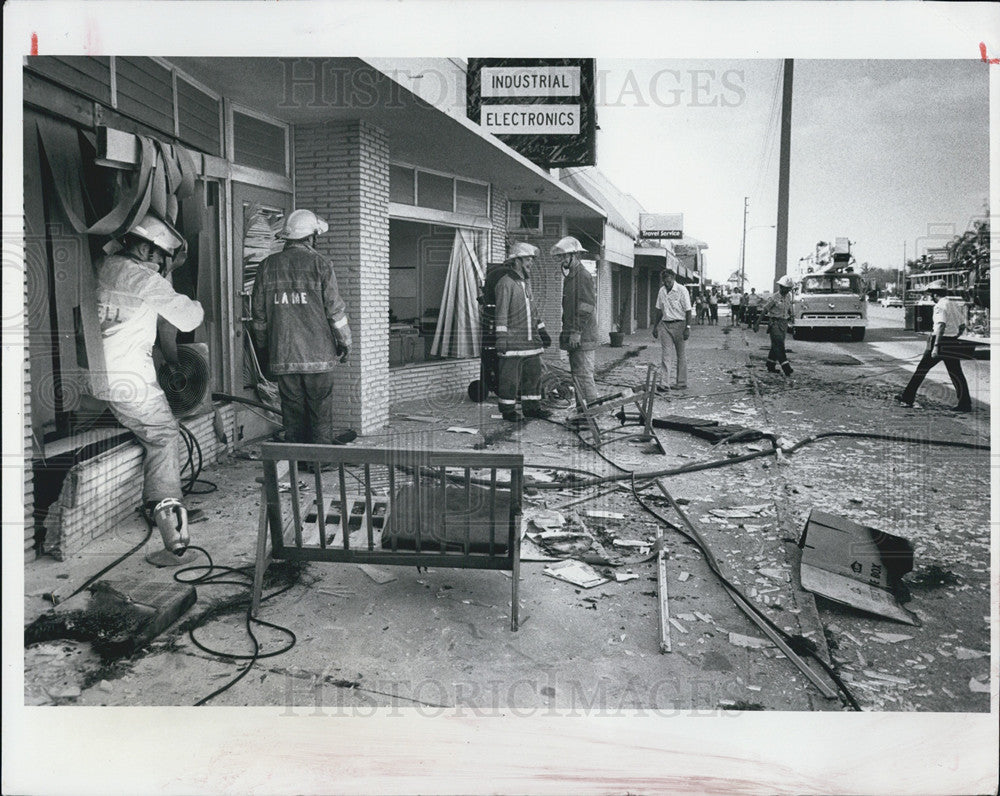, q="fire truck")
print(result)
[793,238,868,341]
